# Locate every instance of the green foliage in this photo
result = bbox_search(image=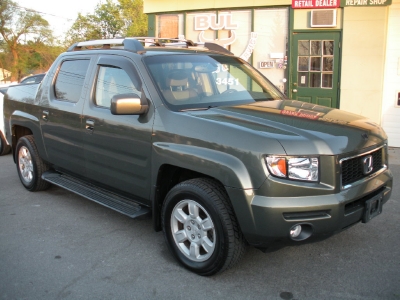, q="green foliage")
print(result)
[64,13,103,45]
[0,0,149,81]
[65,0,124,45]
[119,0,148,37]
[64,0,148,46]
[96,0,125,38]
[0,0,56,81]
